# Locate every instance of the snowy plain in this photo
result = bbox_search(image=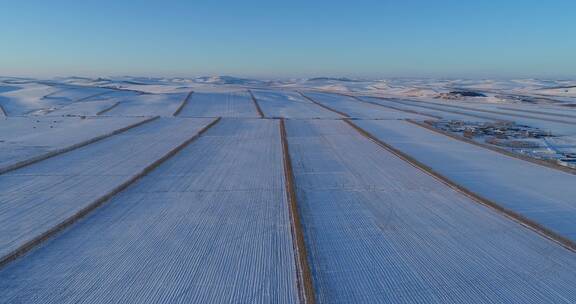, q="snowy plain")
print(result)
[355,119,576,242]
[1,76,576,303]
